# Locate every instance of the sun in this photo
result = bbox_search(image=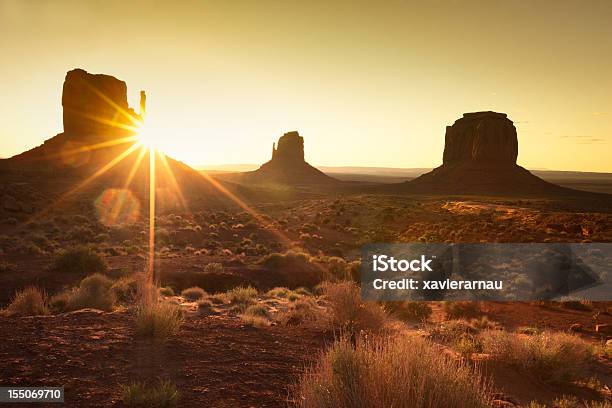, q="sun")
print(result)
[136,122,161,150]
